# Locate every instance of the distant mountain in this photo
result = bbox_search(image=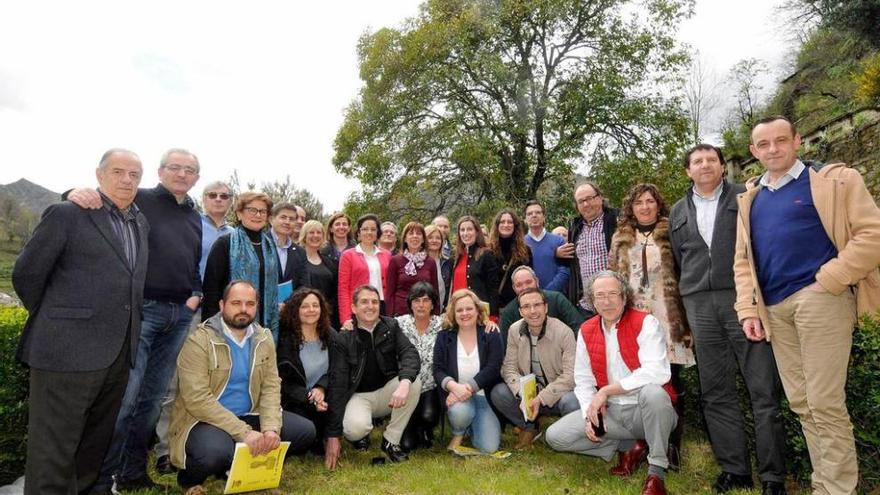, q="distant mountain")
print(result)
[0,179,60,216]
